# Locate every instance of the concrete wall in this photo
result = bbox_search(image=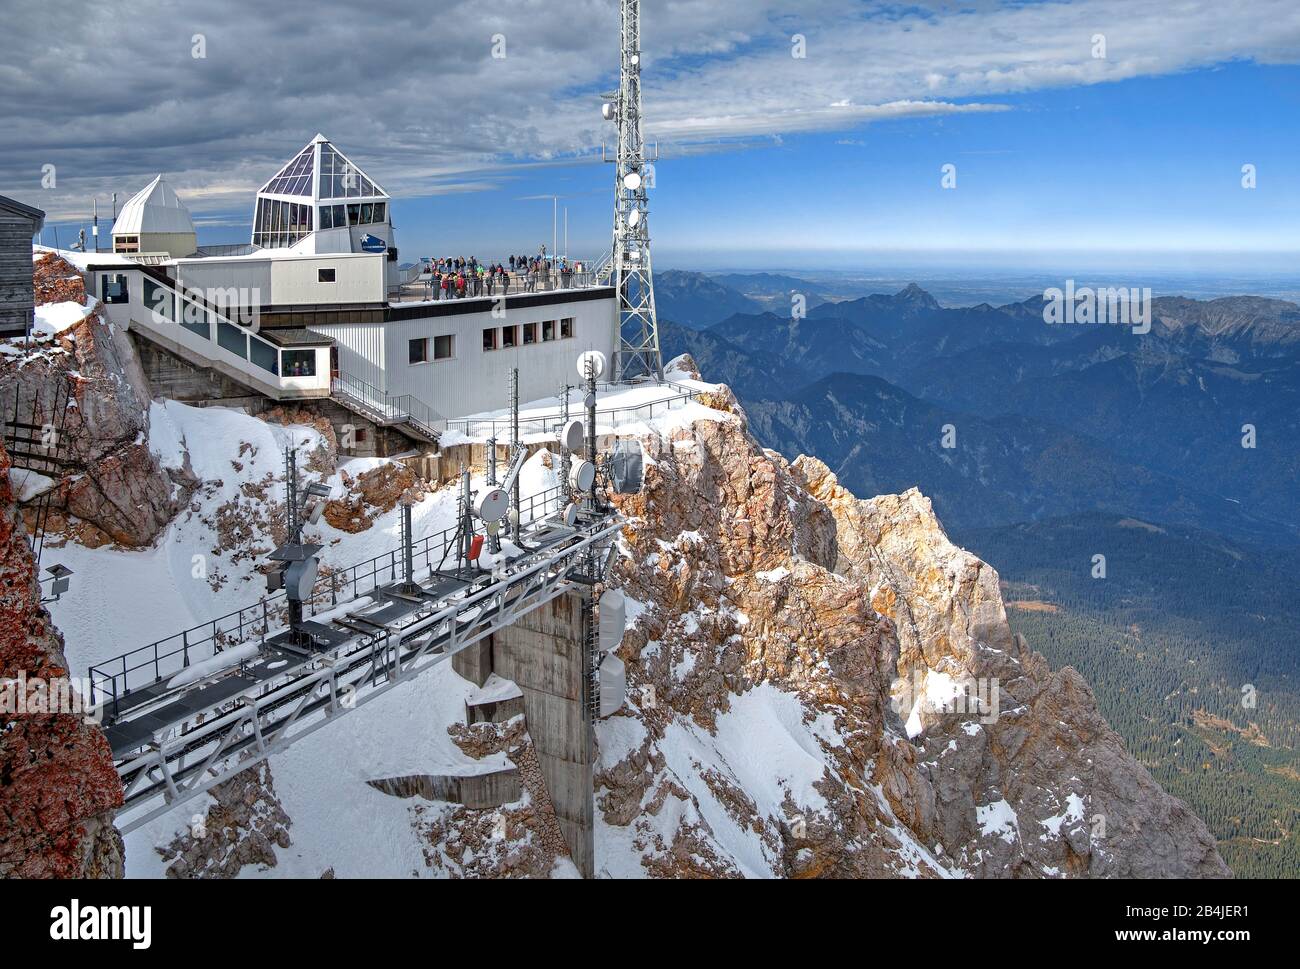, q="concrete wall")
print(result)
[489,592,594,878]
